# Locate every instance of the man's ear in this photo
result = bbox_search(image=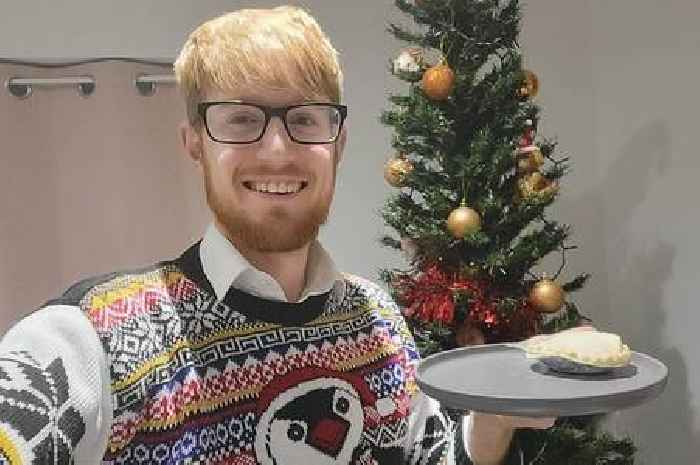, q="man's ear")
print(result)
[179,121,203,164]
[334,125,348,165]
